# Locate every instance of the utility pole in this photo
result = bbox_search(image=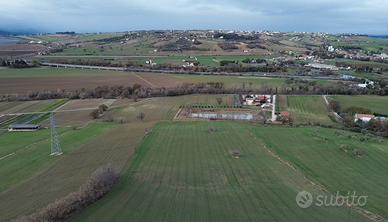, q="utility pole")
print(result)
[50,112,62,156]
